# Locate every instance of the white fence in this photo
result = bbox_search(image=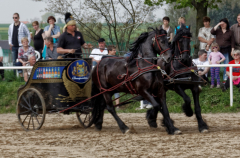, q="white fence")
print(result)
[0,64,238,107]
[197,64,237,107]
